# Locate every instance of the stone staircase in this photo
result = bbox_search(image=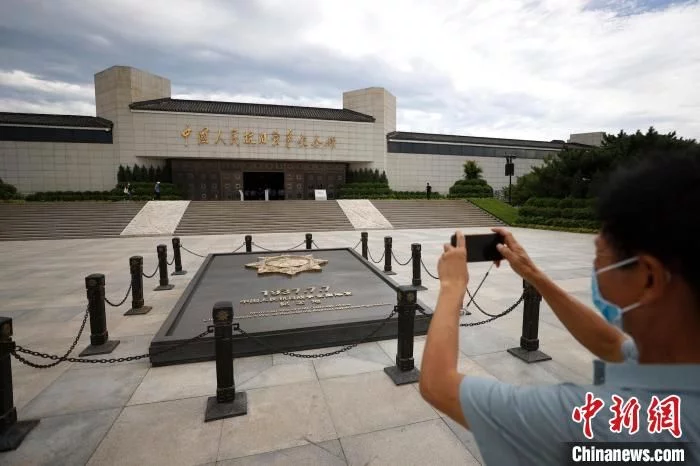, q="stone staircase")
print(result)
[174,201,355,236]
[0,202,146,241]
[370,200,504,230]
